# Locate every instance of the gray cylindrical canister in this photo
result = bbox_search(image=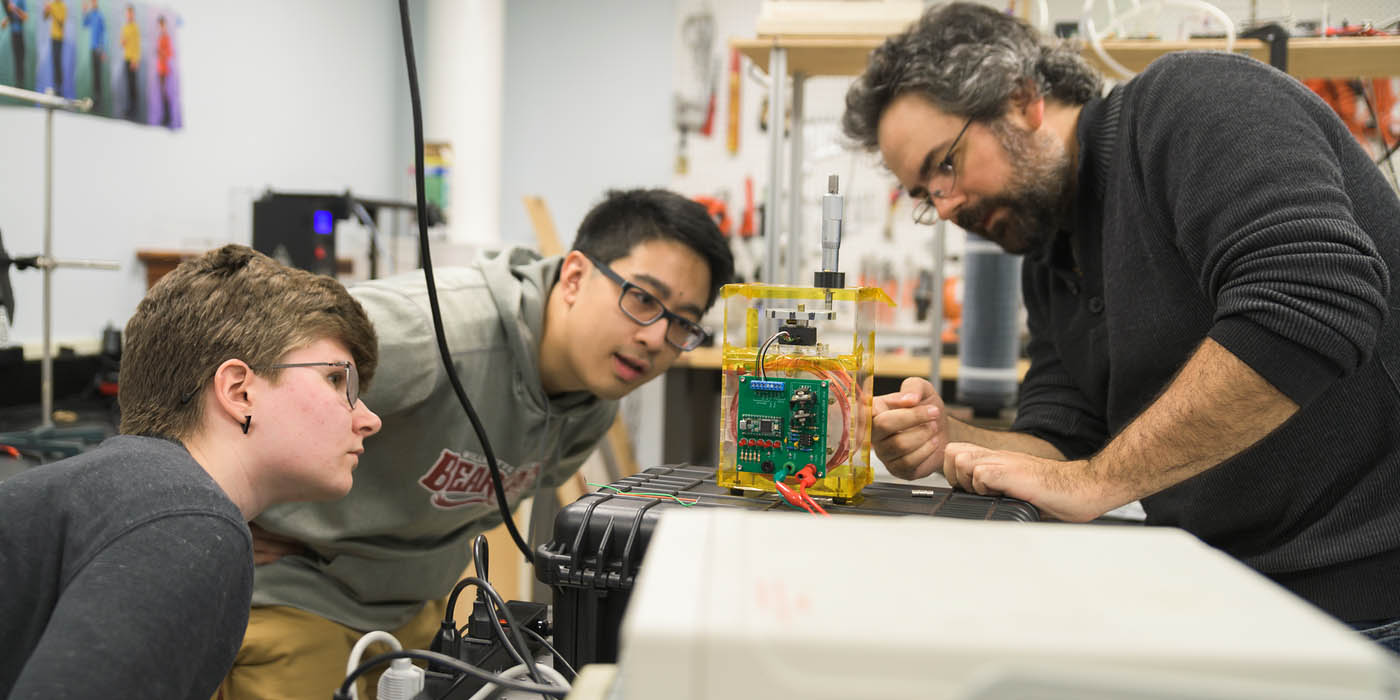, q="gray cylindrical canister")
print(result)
[956,234,1022,417]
